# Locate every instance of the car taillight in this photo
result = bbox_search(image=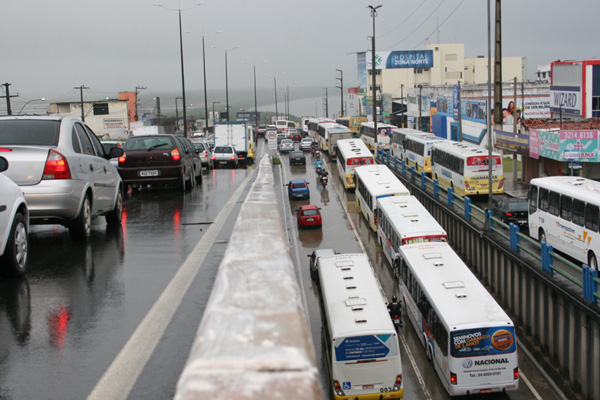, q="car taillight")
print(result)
[171,149,181,161]
[450,372,457,385]
[231,156,236,161]
[238,154,243,158]
[514,367,519,380]
[506,212,513,217]
[43,150,71,180]
[118,153,126,164]
[212,156,216,160]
